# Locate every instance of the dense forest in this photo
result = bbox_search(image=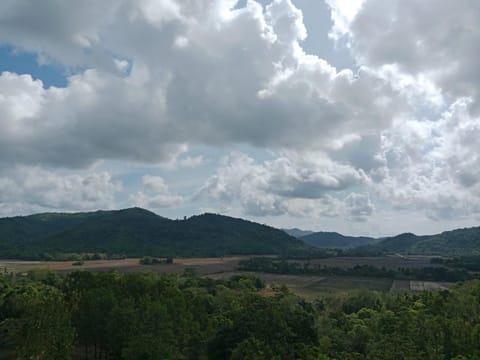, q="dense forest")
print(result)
[1,271,480,359]
[0,208,312,259]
